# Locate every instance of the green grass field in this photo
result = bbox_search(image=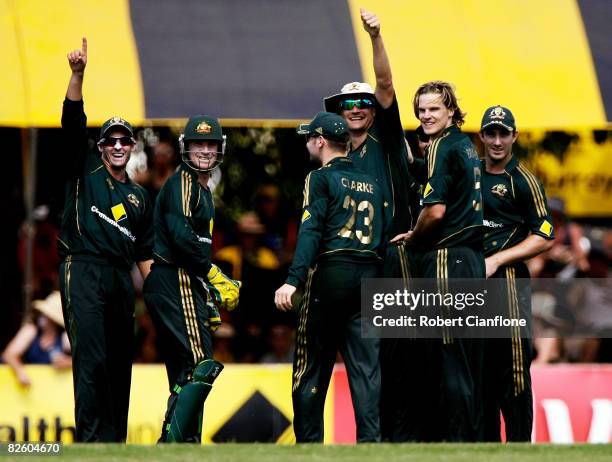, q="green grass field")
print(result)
[8,443,612,462]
